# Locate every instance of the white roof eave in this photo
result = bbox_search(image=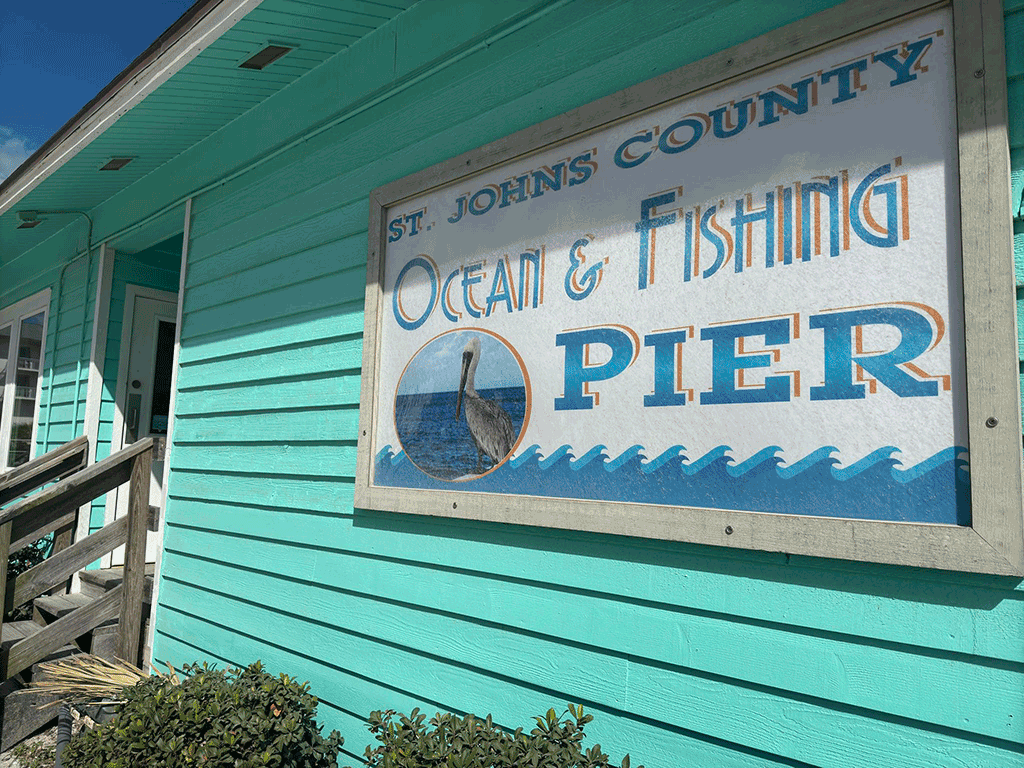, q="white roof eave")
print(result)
[0,0,264,218]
